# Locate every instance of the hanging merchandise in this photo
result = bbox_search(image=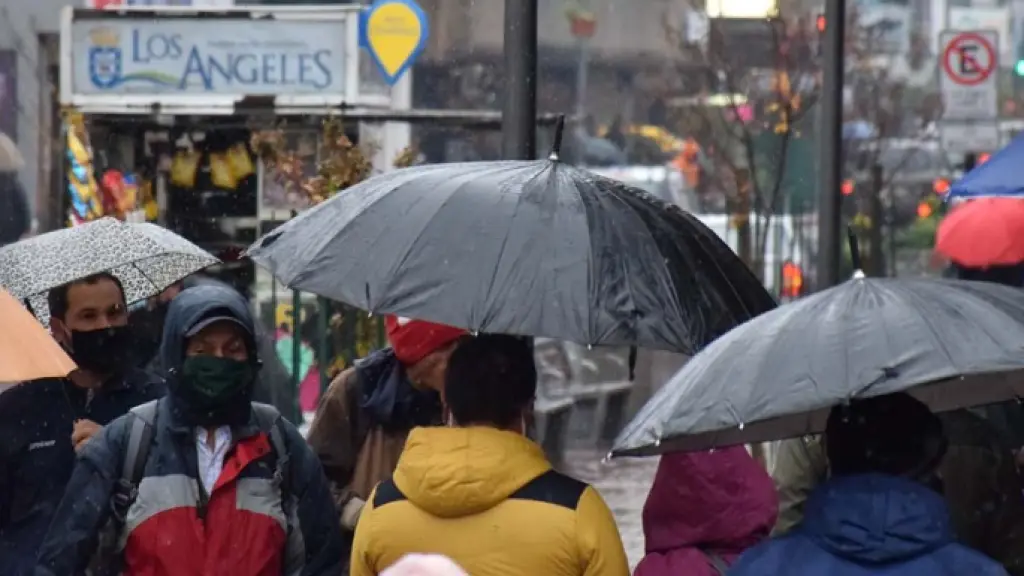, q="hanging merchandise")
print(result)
[64,111,103,226]
[227,142,255,181]
[208,151,239,190]
[140,178,159,221]
[170,149,201,188]
[100,169,129,217]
